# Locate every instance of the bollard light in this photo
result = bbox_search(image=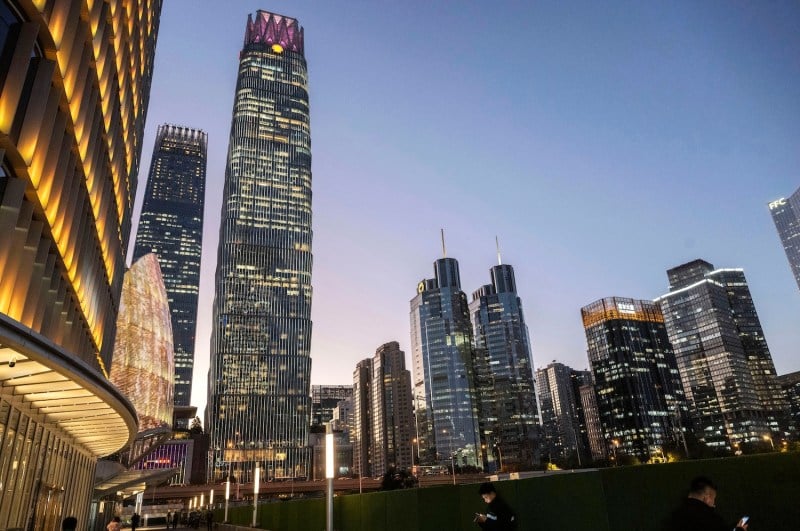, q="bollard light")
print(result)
[210,489,214,507]
[224,479,230,522]
[252,465,260,527]
[326,423,334,531]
